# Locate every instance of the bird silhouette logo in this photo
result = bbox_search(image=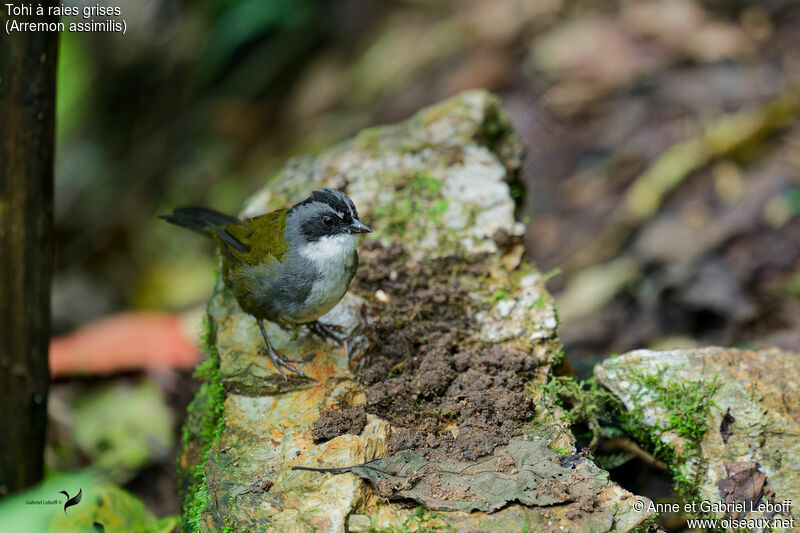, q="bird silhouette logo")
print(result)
[58,488,82,515]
